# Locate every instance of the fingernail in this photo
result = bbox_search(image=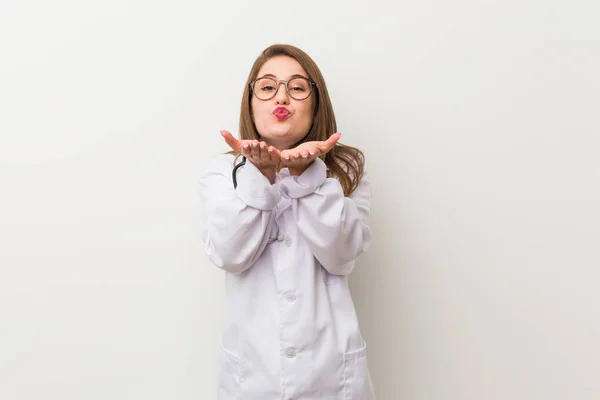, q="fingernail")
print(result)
[309,152,315,156]
[285,157,290,160]
[243,145,249,150]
